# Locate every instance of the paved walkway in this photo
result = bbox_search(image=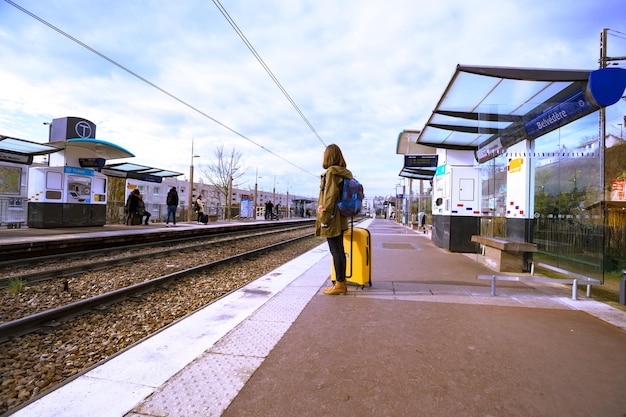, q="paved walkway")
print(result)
[10,219,626,417]
[219,219,626,417]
